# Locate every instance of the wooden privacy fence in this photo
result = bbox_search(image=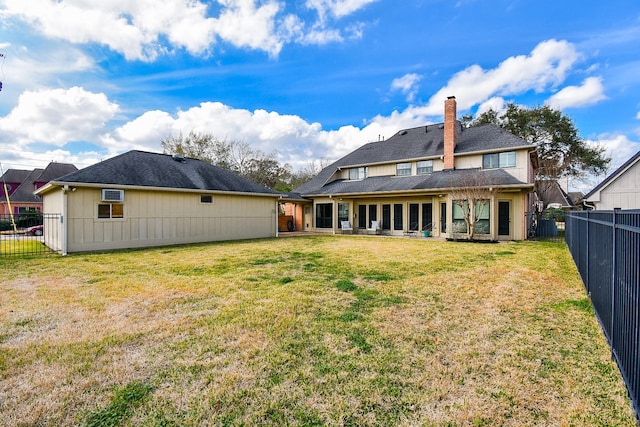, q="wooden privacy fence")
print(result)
[565,209,640,420]
[0,213,62,256]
